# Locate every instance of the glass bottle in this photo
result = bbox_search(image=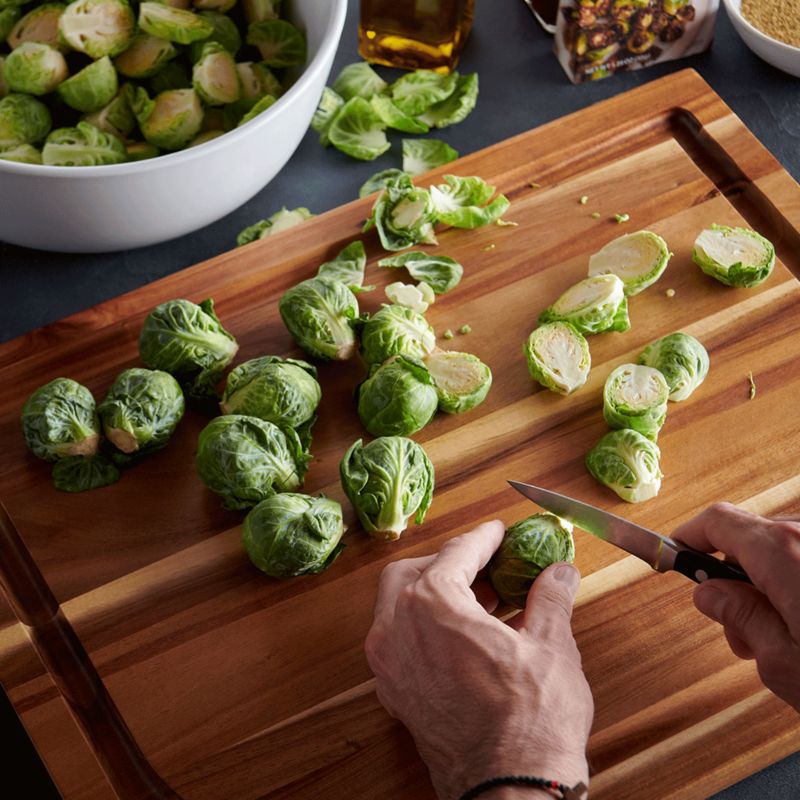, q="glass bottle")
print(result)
[359,0,475,74]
